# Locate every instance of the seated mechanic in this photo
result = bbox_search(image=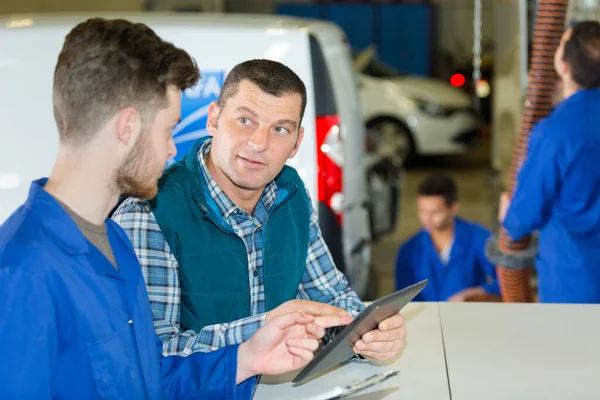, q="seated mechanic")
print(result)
[395,174,500,301]
[113,59,406,363]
